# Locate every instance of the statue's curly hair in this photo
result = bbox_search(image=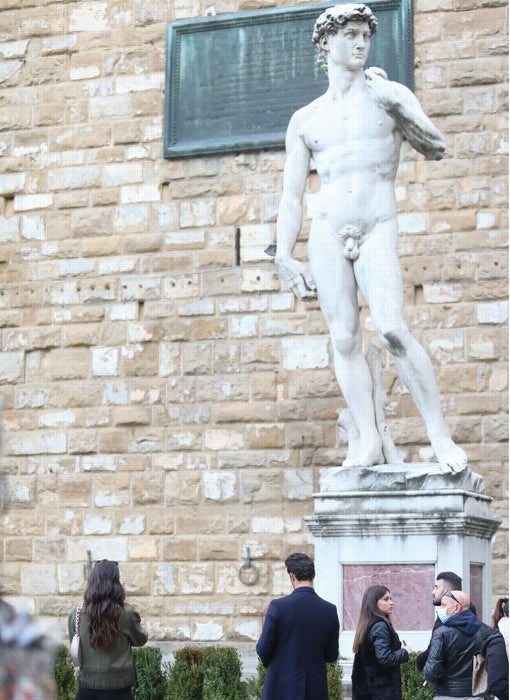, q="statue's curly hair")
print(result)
[312,4,378,72]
